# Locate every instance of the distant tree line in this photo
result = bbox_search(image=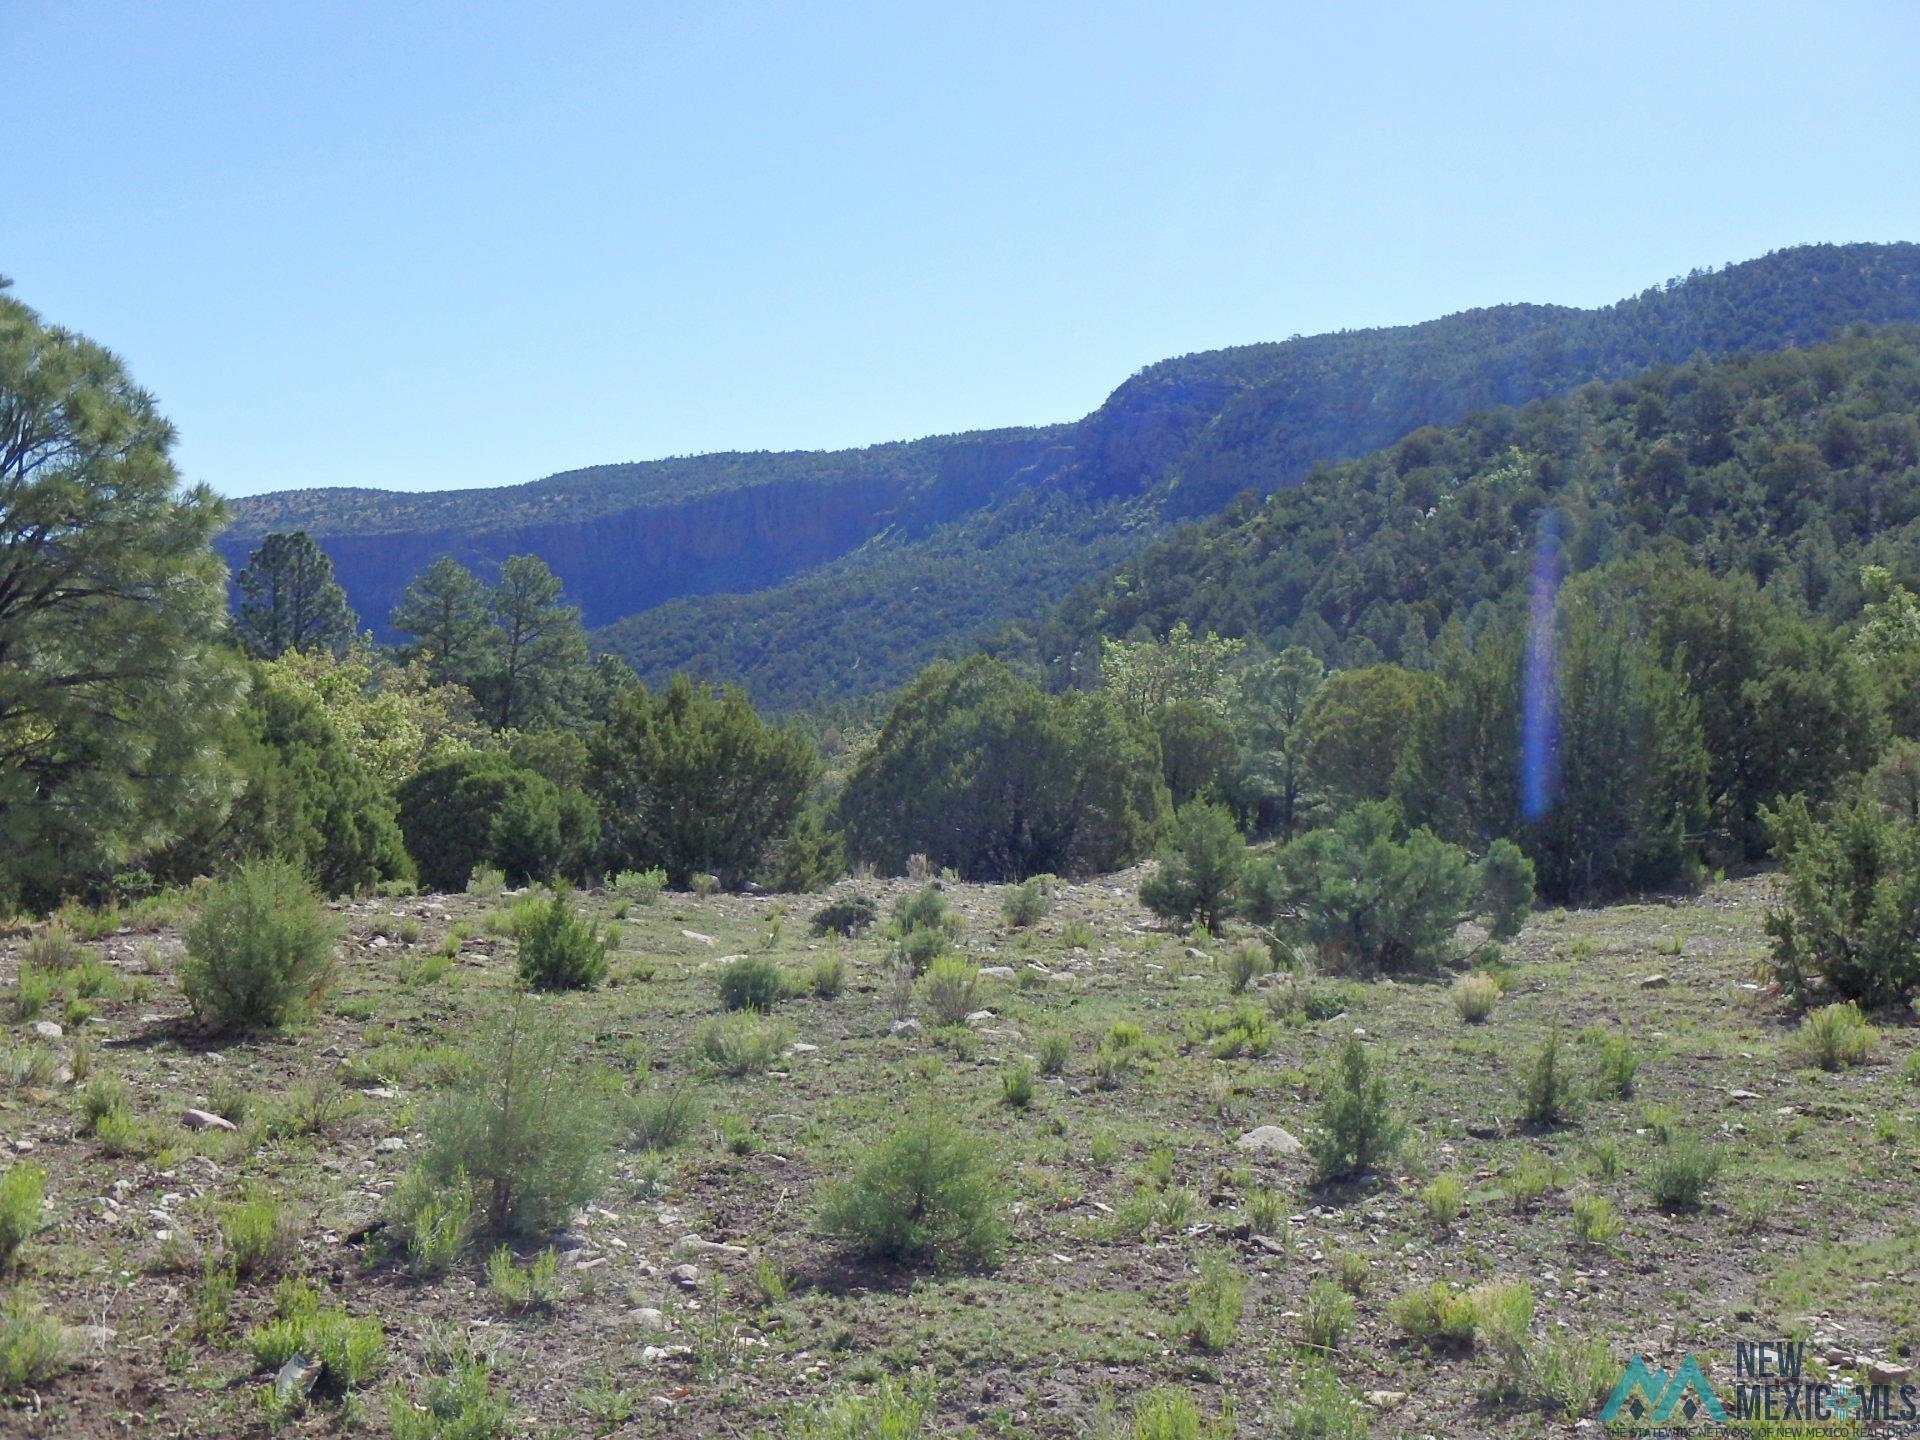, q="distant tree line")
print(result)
[9,278,1920,1010]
